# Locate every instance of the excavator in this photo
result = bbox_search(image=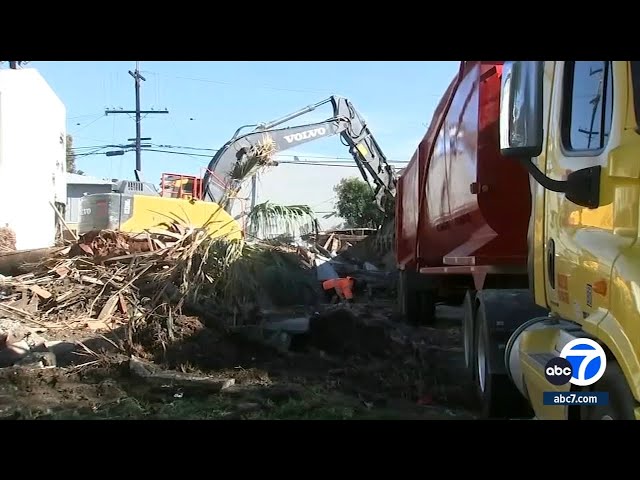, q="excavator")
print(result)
[76,95,397,239]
